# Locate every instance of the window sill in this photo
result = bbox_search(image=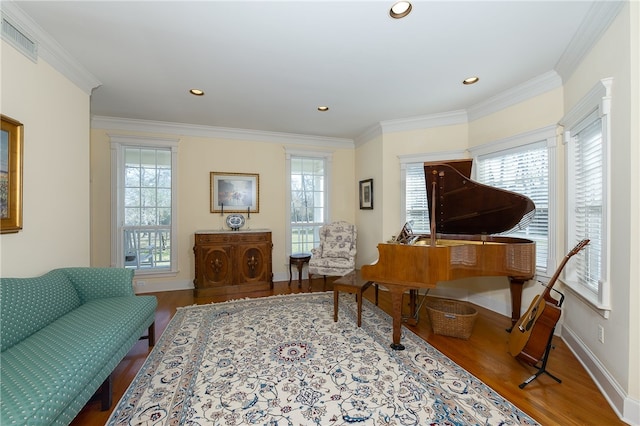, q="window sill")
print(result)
[131,268,178,279]
[563,279,611,319]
